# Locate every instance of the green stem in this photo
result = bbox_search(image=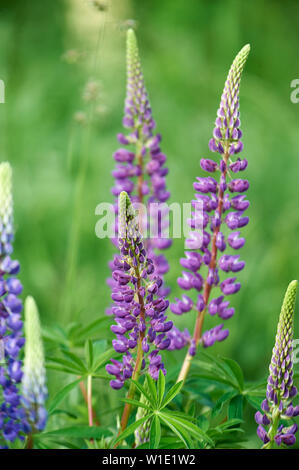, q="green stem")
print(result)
[262,410,280,449]
[25,433,34,449]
